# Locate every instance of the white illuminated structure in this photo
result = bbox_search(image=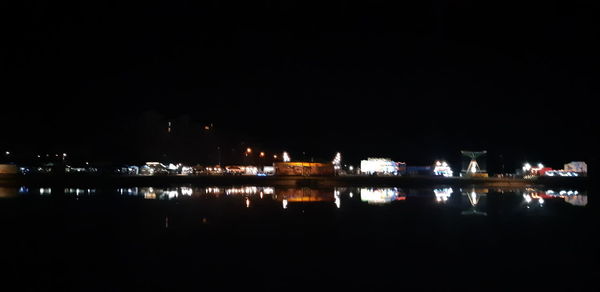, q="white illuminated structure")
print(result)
[433,161,453,177]
[360,158,398,175]
[332,152,341,170]
[461,151,486,176]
